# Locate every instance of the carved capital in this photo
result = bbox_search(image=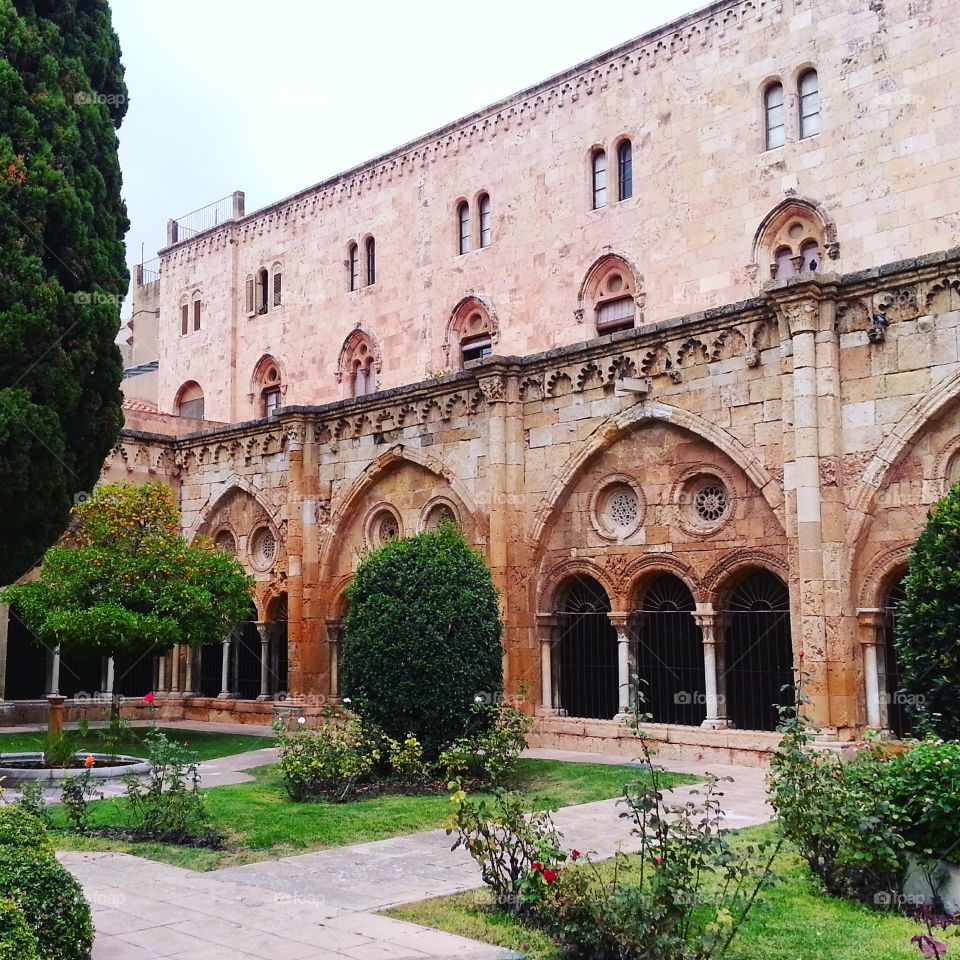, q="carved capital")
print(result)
[781,297,820,336]
[479,375,507,404]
